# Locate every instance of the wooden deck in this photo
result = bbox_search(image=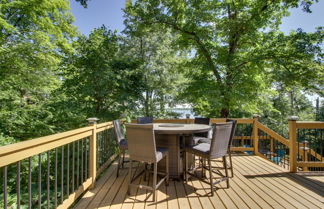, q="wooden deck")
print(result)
[74,154,324,209]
